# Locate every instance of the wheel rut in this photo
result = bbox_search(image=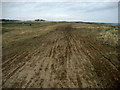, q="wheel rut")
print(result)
[2,24,120,88]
